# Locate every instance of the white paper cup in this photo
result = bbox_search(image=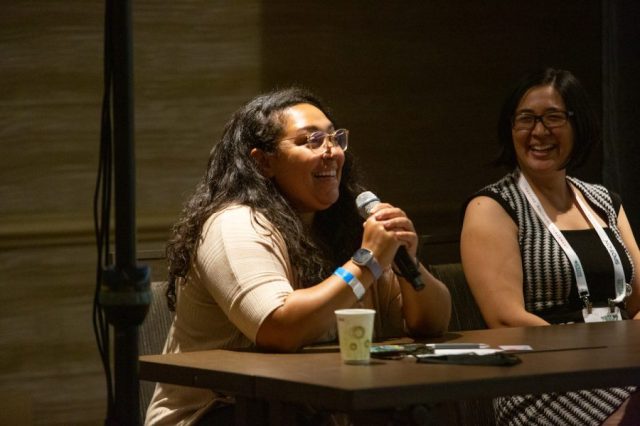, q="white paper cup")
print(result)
[334,308,376,364]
